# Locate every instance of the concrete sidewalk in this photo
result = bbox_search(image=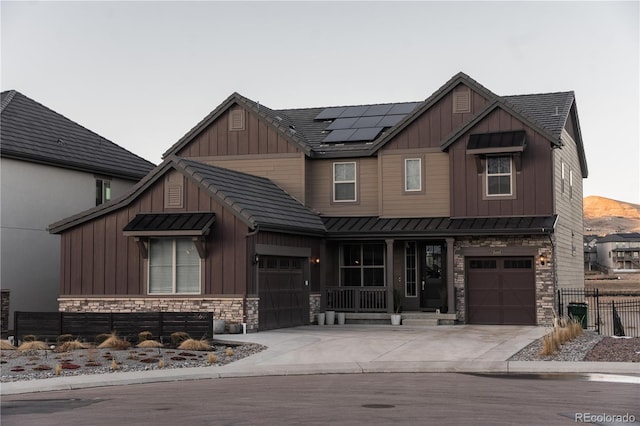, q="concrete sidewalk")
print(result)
[2,325,637,395]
